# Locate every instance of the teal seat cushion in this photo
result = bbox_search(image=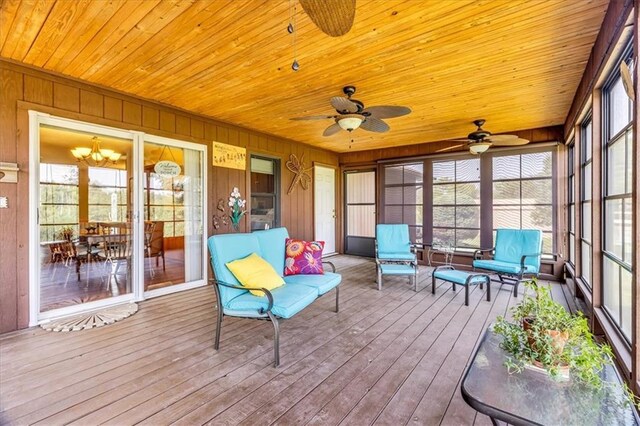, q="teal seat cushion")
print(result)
[493,229,542,272]
[376,224,412,256]
[253,227,289,276]
[380,264,415,275]
[225,284,318,319]
[434,269,488,286]
[207,233,262,305]
[378,252,416,261]
[283,272,341,295]
[473,259,538,275]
